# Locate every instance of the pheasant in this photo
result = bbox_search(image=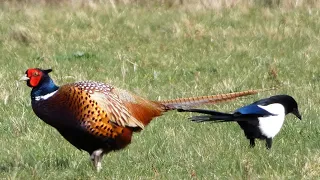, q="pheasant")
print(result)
[21,68,267,171]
